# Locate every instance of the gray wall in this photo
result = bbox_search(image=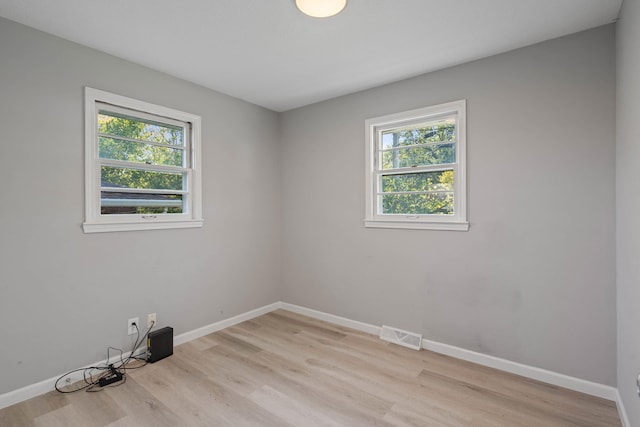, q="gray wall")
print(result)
[0,16,620,397]
[0,17,281,394]
[617,0,640,423]
[281,26,617,385]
